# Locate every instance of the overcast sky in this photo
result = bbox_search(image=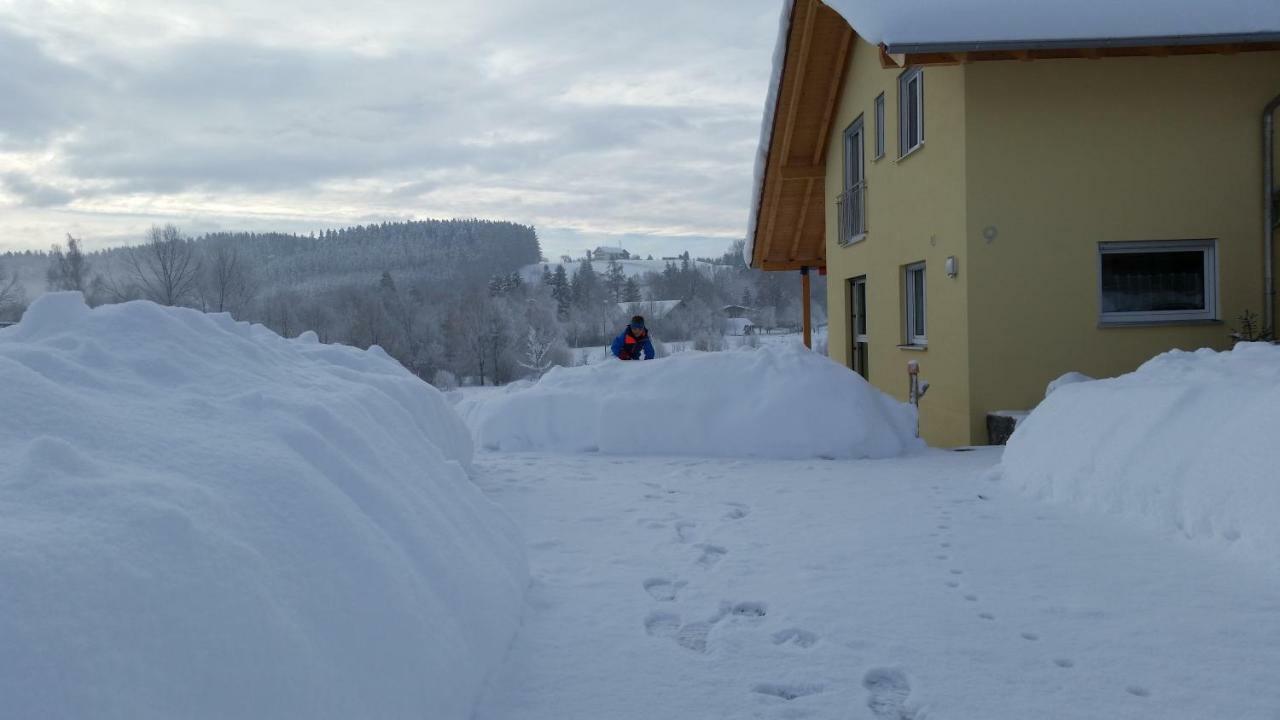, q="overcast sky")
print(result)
[0,0,782,260]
